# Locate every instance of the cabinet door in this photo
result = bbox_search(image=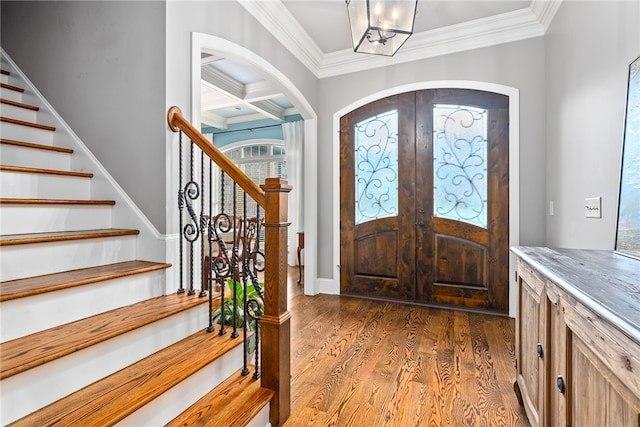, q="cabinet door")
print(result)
[515,260,546,427]
[546,286,570,426]
[562,296,640,427]
[571,335,640,426]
